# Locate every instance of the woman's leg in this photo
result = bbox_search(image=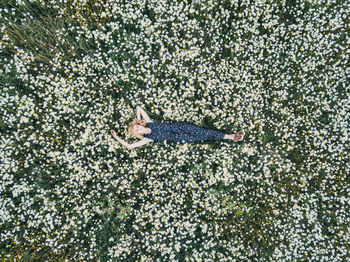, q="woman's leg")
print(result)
[167,132,197,143]
[172,121,225,141]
